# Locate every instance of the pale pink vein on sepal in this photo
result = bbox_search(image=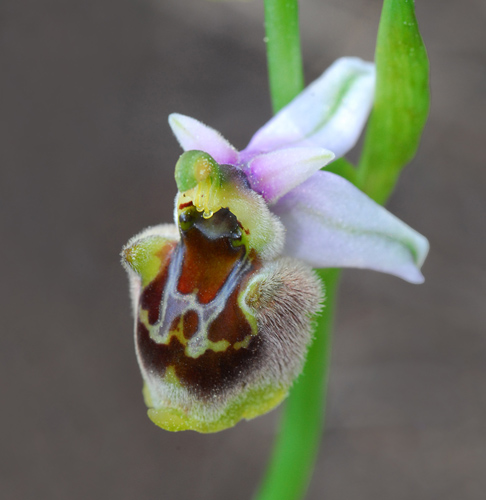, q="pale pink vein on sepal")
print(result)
[245,147,335,205]
[242,57,375,161]
[272,171,429,284]
[168,113,239,165]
